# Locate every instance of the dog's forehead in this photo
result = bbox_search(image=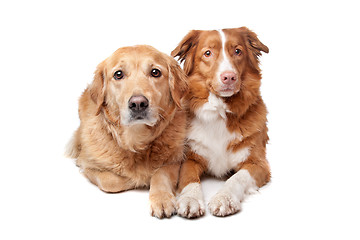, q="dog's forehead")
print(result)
[222,28,245,45]
[107,46,168,69]
[199,30,222,47]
